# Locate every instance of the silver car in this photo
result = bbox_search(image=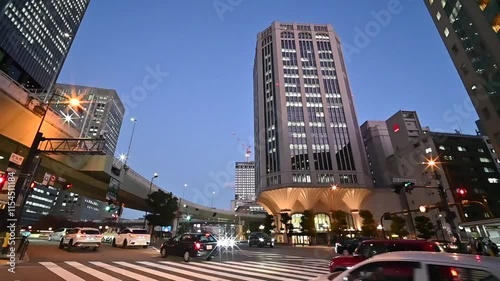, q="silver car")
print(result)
[48,228,68,241]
